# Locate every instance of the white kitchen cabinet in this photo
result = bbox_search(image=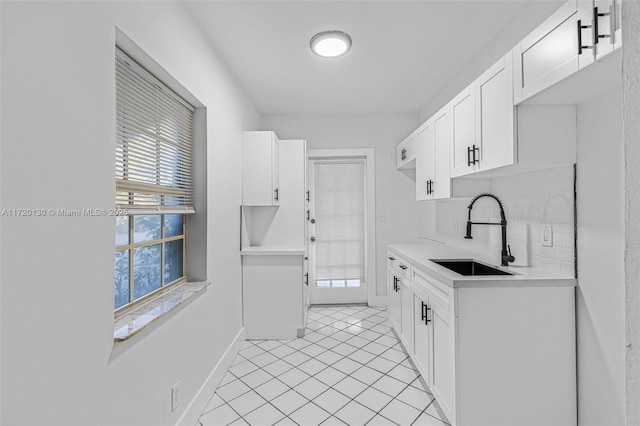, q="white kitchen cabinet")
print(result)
[416,105,453,200]
[388,244,577,426]
[474,53,516,172]
[592,0,622,61]
[242,131,280,206]
[387,267,401,332]
[451,53,516,178]
[430,298,455,422]
[513,0,593,104]
[242,253,304,339]
[399,273,413,353]
[396,134,416,170]
[450,83,477,177]
[412,286,432,384]
[415,121,433,201]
